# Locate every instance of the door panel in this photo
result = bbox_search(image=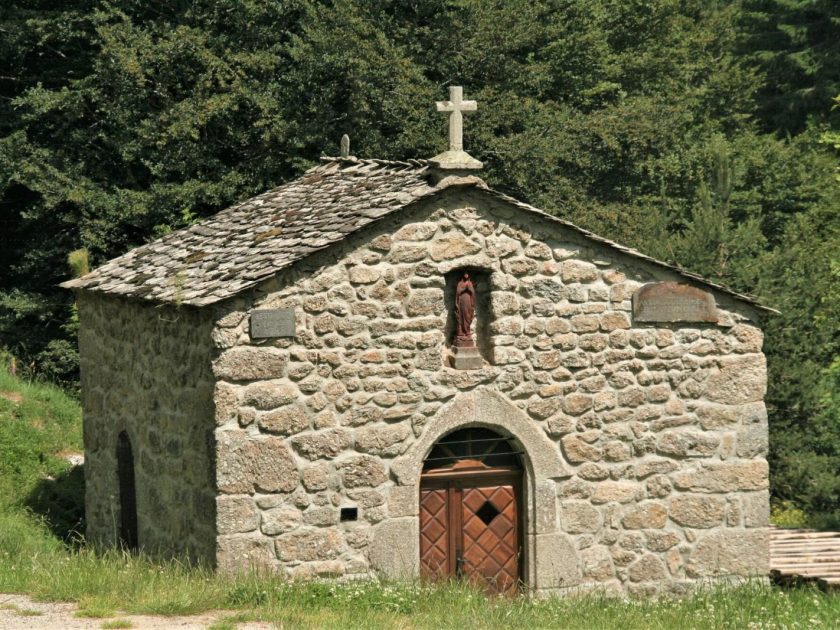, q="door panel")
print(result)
[419,487,449,579]
[419,477,520,595]
[461,485,518,595]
